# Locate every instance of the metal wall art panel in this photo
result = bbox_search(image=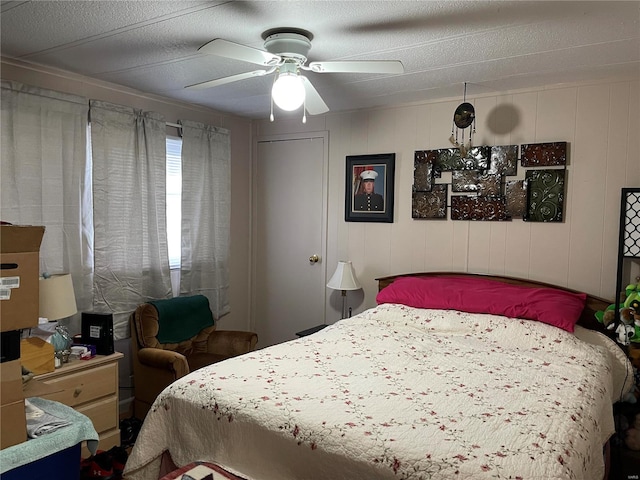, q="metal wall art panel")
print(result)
[524,169,565,222]
[434,146,490,175]
[478,173,501,196]
[412,184,448,219]
[451,171,501,196]
[451,195,508,221]
[521,142,567,167]
[413,150,435,192]
[488,145,518,175]
[411,141,568,222]
[451,170,480,192]
[505,180,528,218]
